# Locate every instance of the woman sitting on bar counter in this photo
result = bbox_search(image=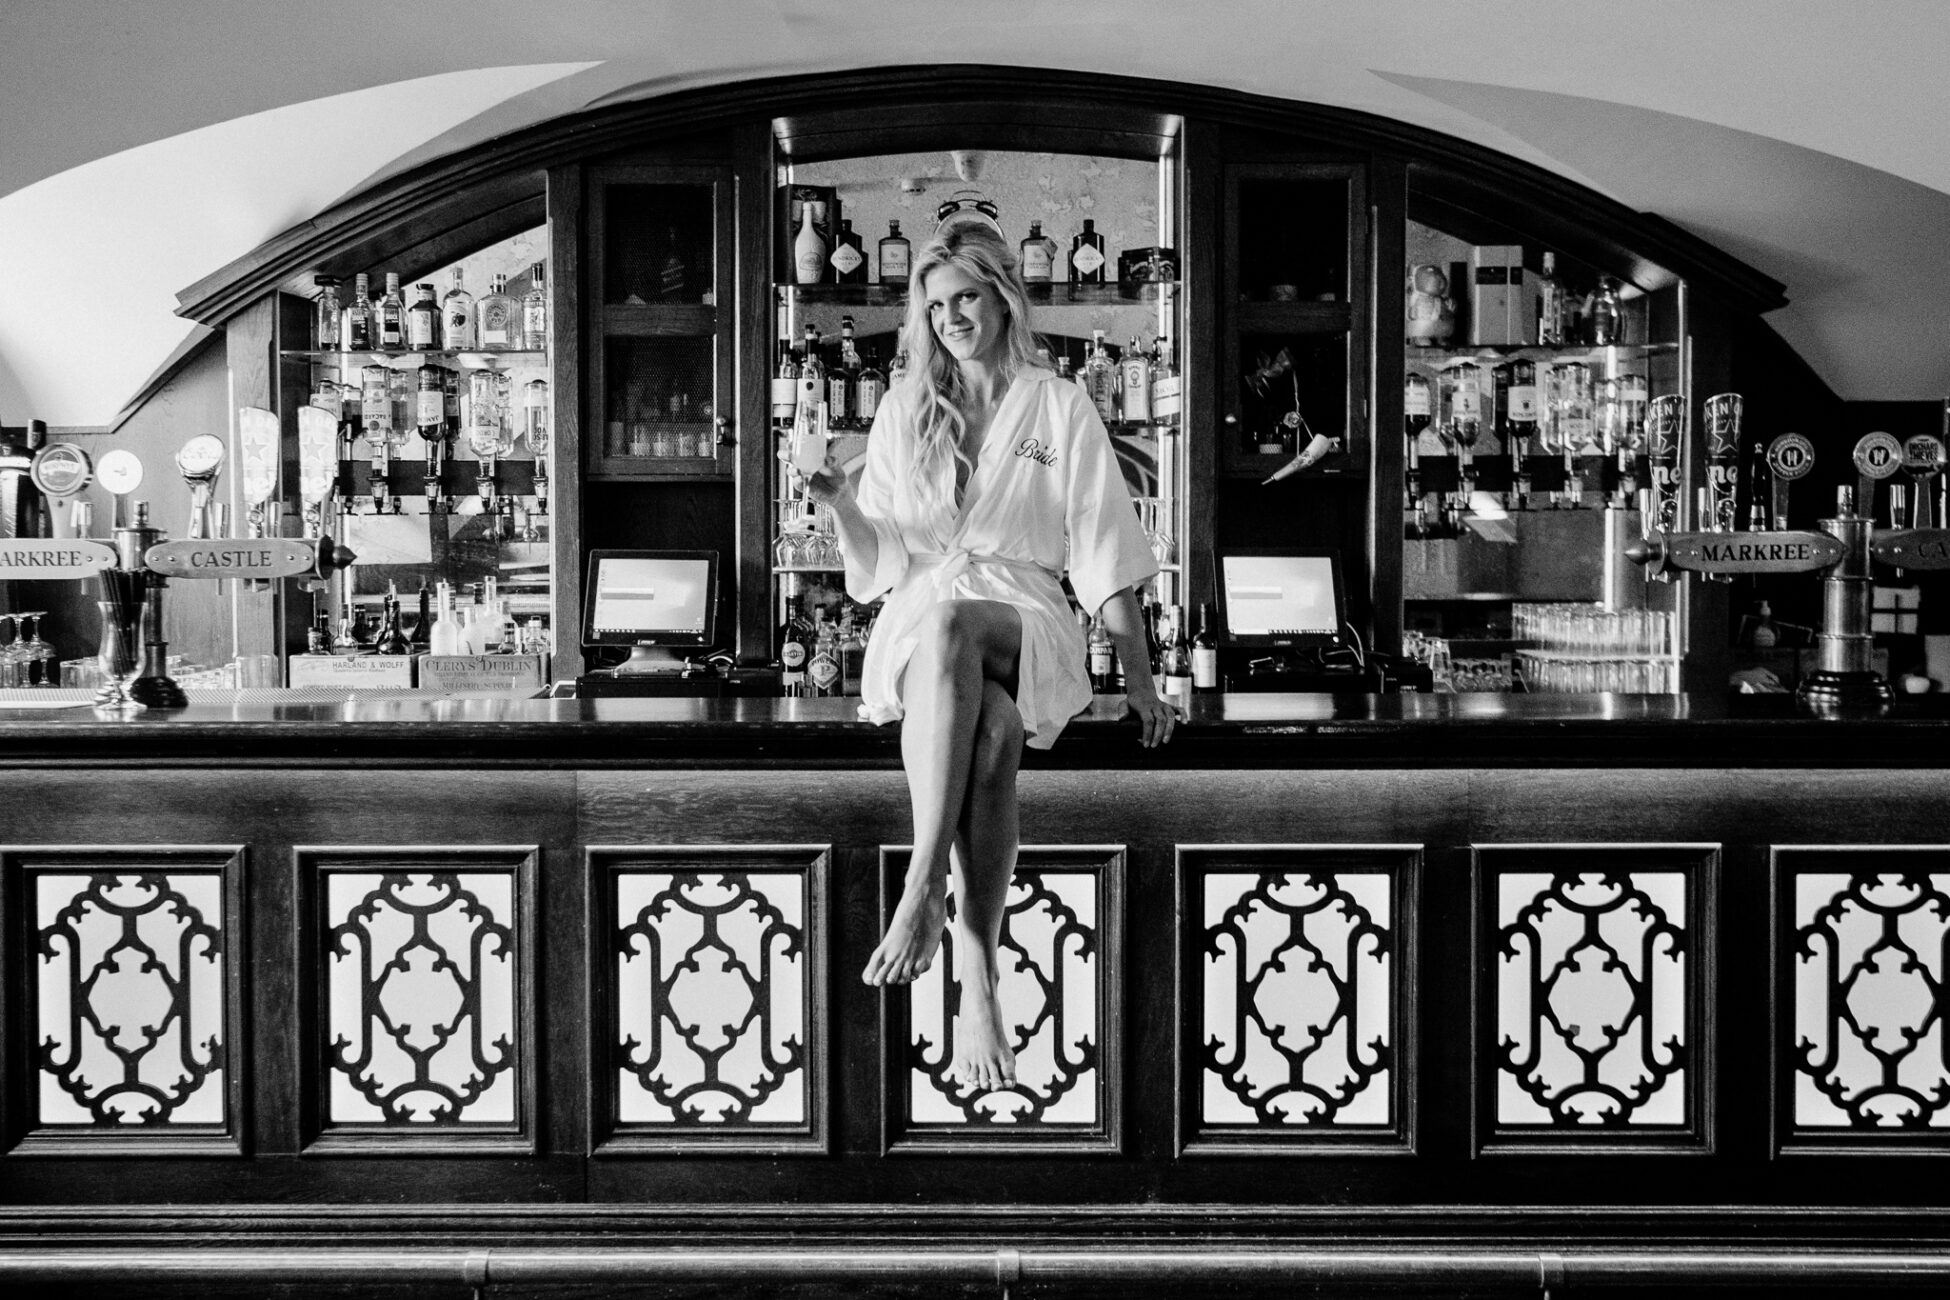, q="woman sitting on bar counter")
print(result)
[805,223,1172,1092]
